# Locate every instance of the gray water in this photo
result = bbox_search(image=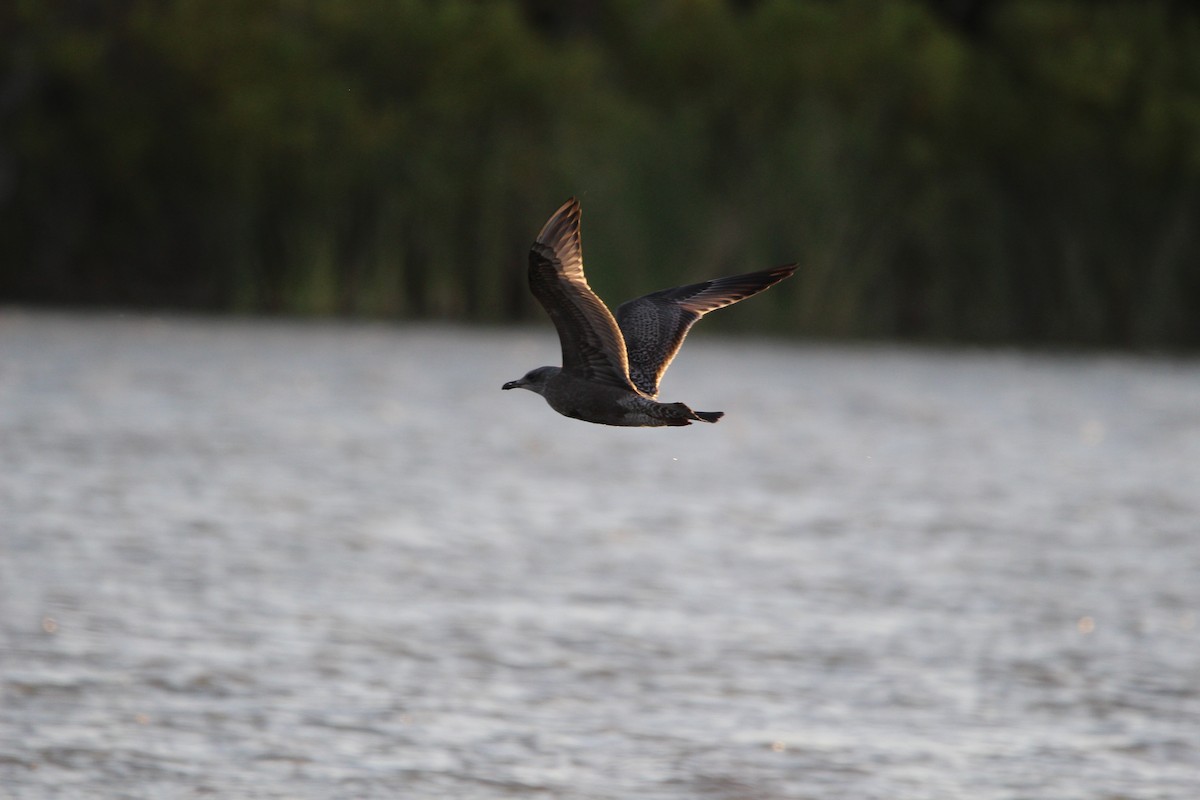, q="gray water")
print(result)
[1,311,1198,800]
